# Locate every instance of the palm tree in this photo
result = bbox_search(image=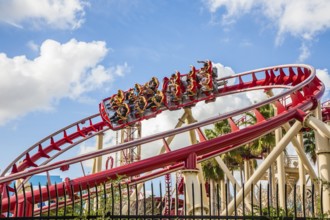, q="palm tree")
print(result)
[204,119,245,174]
[201,158,224,182]
[202,104,278,213]
[243,104,275,156]
[203,119,230,182]
[203,104,276,184]
[245,104,280,205]
[204,119,231,139]
[204,119,235,213]
[205,119,246,170]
